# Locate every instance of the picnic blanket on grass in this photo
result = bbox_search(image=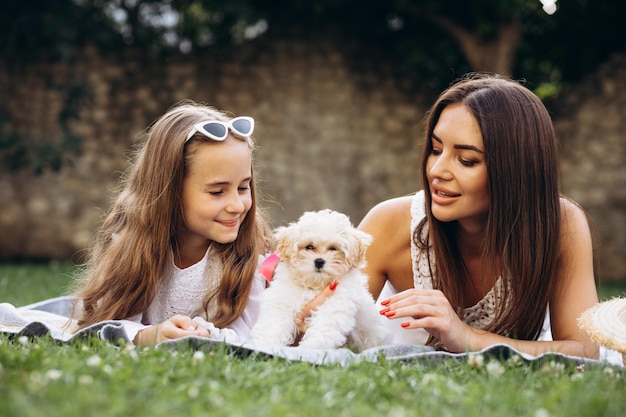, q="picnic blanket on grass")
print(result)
[1,296,622,367]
